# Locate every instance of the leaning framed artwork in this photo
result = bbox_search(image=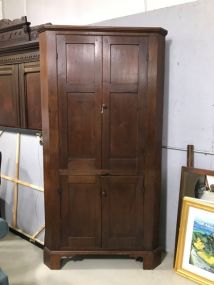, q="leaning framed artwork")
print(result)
[178,166,214,204]
[174,167,214,263]
[175,197,214,285]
